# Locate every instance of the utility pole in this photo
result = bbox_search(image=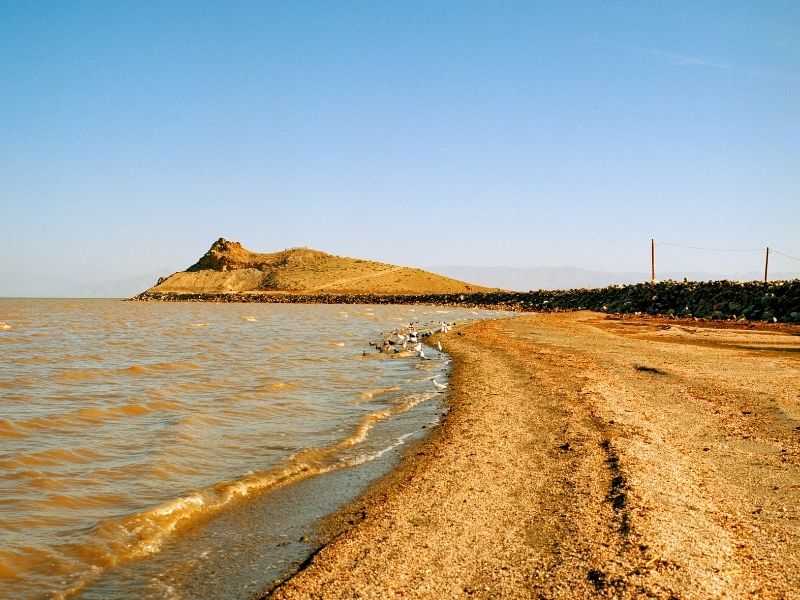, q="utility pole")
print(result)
[651,238,655,283]
[764,246,769,283]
